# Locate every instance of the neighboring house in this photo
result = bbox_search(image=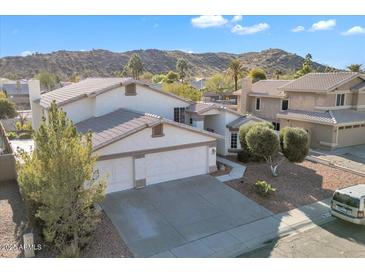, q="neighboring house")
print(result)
[185,102,263,155]
[0,110,32,132]
[235,72,365,149]
[2,80,31,110]
[29,78,226,193]
[189,78,206,90]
